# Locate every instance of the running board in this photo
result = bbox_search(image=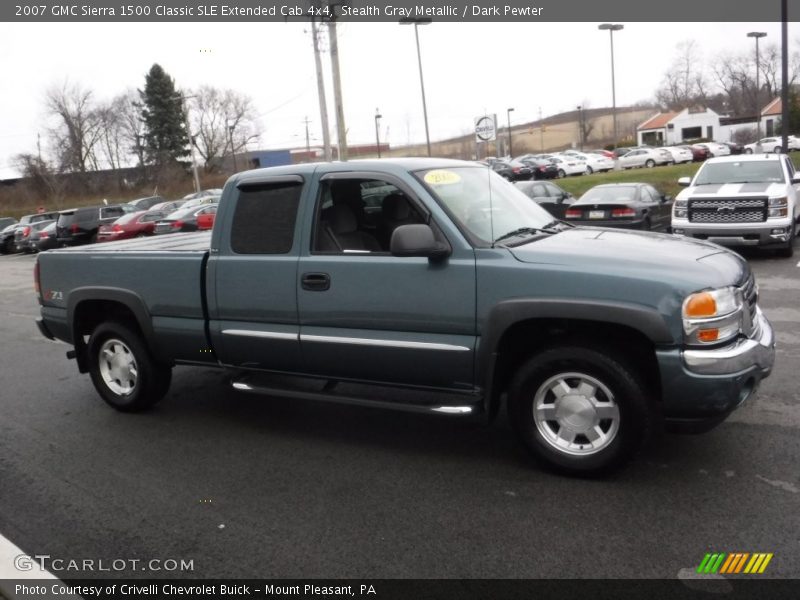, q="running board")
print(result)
[230,375,483,416]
